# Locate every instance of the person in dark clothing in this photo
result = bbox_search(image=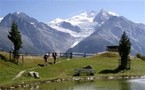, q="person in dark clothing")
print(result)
[70,52,73,59]
[52,51,57,64]
[43,53,49,65]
